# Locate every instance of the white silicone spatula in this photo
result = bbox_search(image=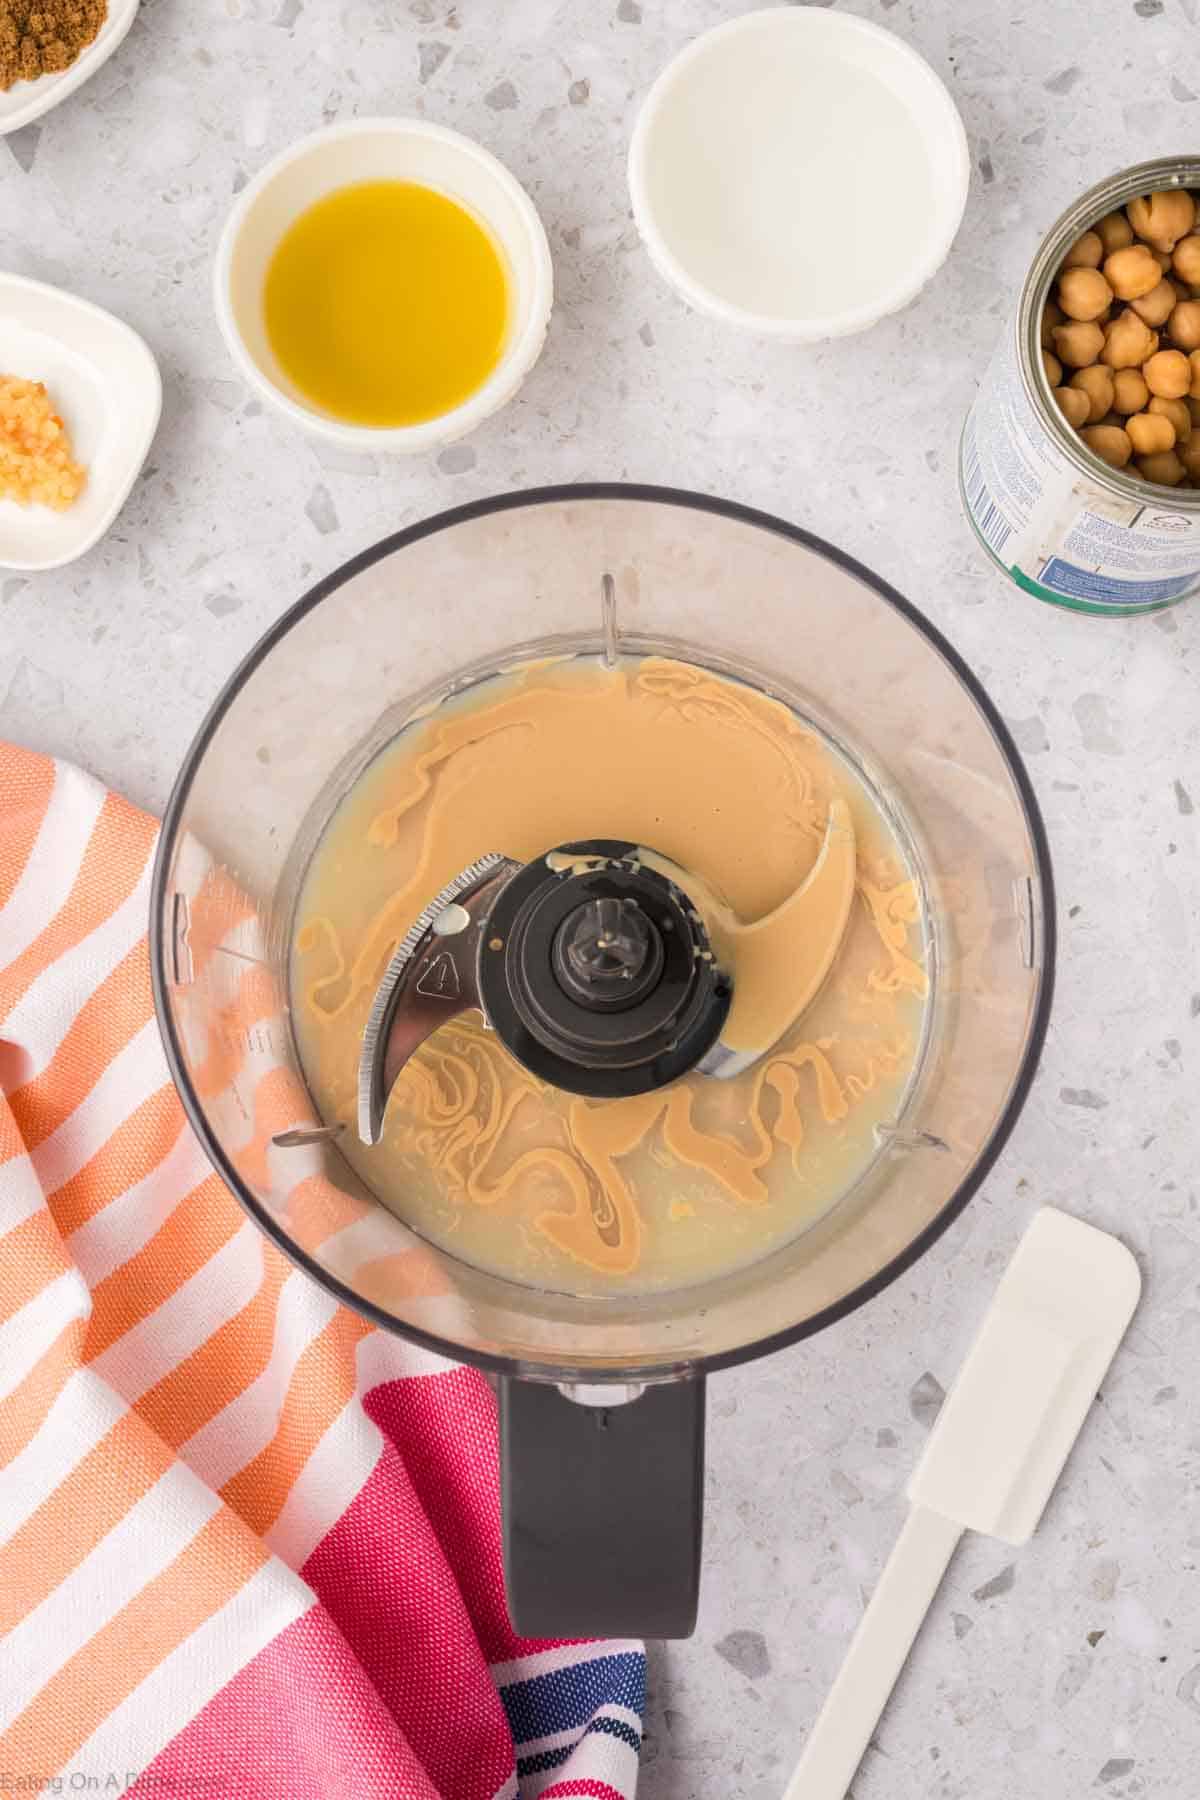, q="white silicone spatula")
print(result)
[783,1208,1141,1800]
